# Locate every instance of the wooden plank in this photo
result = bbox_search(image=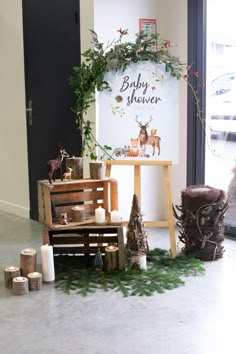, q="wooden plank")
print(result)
[53,246,106,254]
[42,229,50,245]
[134,165,141,202]
[117,227,126,270]
[110,179,118,211]
[163,165,177,258]
[51,190,104,204]
[42,183,53,227]
[38,179,107,191]
[103,180,109,214]
[104,160,172,166]
[38,181,44,224]
[51,235,118,244]
[51,218,95,229]
[105,164,111,177]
